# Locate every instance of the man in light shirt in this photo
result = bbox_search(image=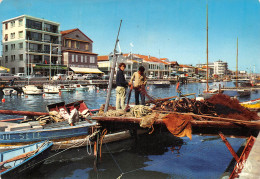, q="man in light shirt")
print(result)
[129,66,147,105]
